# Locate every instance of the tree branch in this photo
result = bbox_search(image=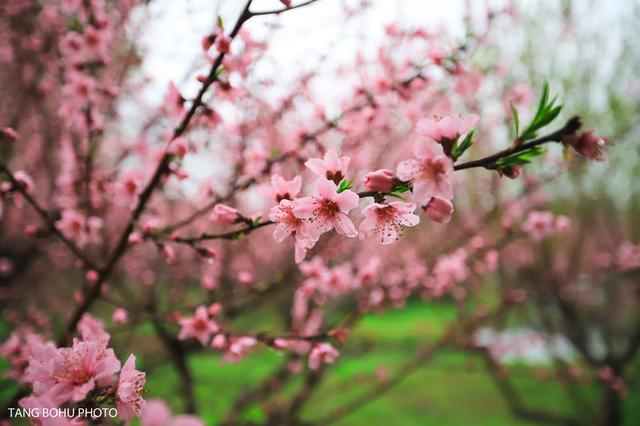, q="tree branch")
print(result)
[453,116,582,171]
